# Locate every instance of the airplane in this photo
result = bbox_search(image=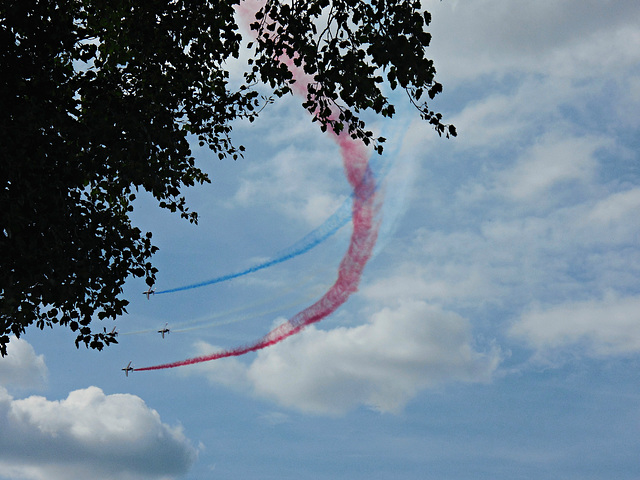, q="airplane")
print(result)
[157,323,170,339]
[143,287,155,299]
[109,327,118,337]
[122,361,134,377]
